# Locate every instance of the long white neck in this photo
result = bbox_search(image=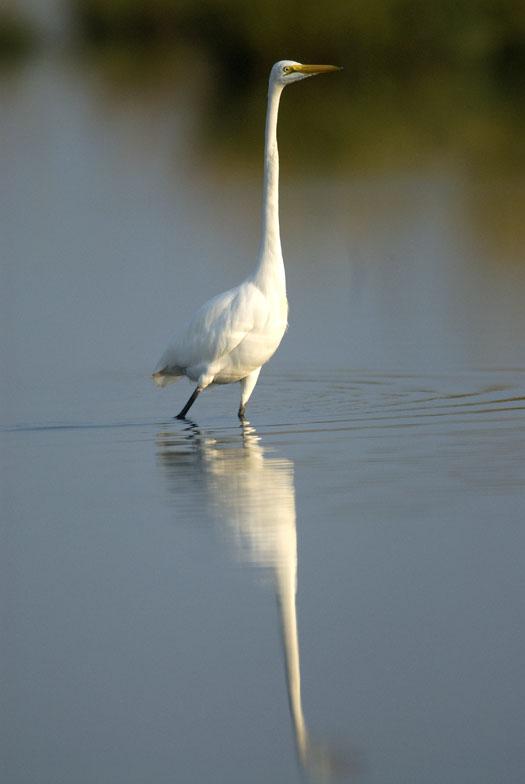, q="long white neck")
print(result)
[254,79,286,293]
